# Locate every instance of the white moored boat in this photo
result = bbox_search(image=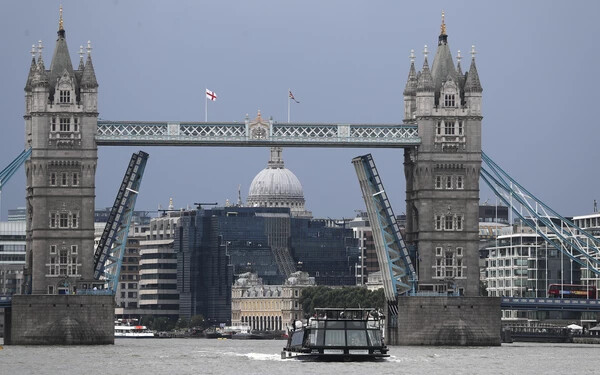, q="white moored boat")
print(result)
[114,320,155,338]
